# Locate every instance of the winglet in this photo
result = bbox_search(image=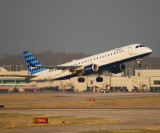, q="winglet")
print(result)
[23,50,46,75]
